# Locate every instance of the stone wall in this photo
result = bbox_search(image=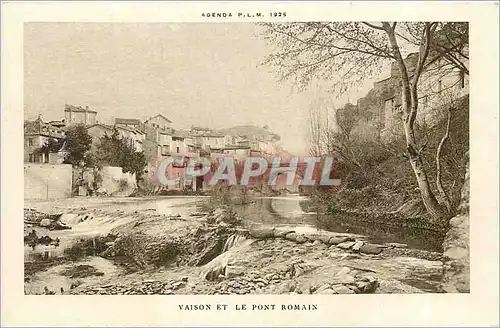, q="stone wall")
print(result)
[441,153,470,292]
[24,164,73,200]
